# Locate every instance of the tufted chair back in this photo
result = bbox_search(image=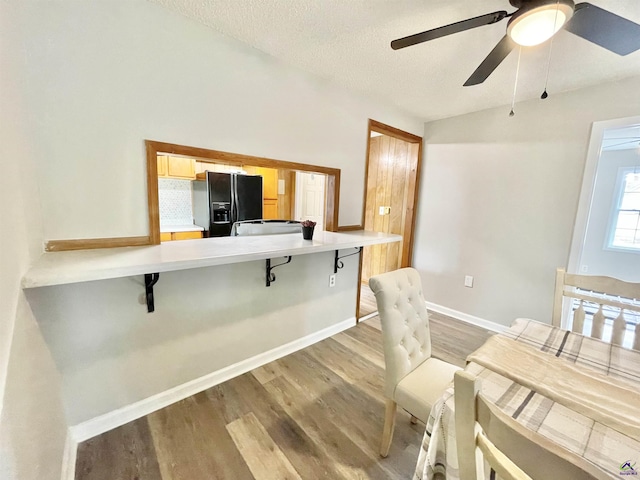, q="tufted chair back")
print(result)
[369,267,432,399]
